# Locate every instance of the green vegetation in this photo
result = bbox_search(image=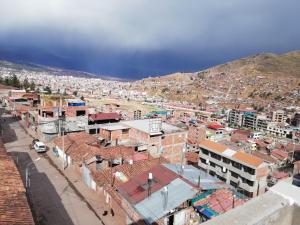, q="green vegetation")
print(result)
[0,74,36,91]
[44,86,52,94]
